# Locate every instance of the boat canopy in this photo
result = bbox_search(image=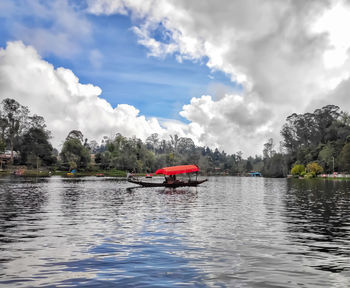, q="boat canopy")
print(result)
[155,165,199,175]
